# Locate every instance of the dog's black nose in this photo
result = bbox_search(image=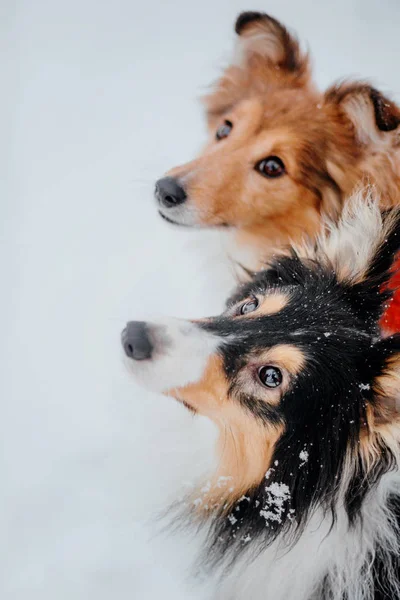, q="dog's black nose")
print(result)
[122,321,153,360]
[155,177,186,208]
